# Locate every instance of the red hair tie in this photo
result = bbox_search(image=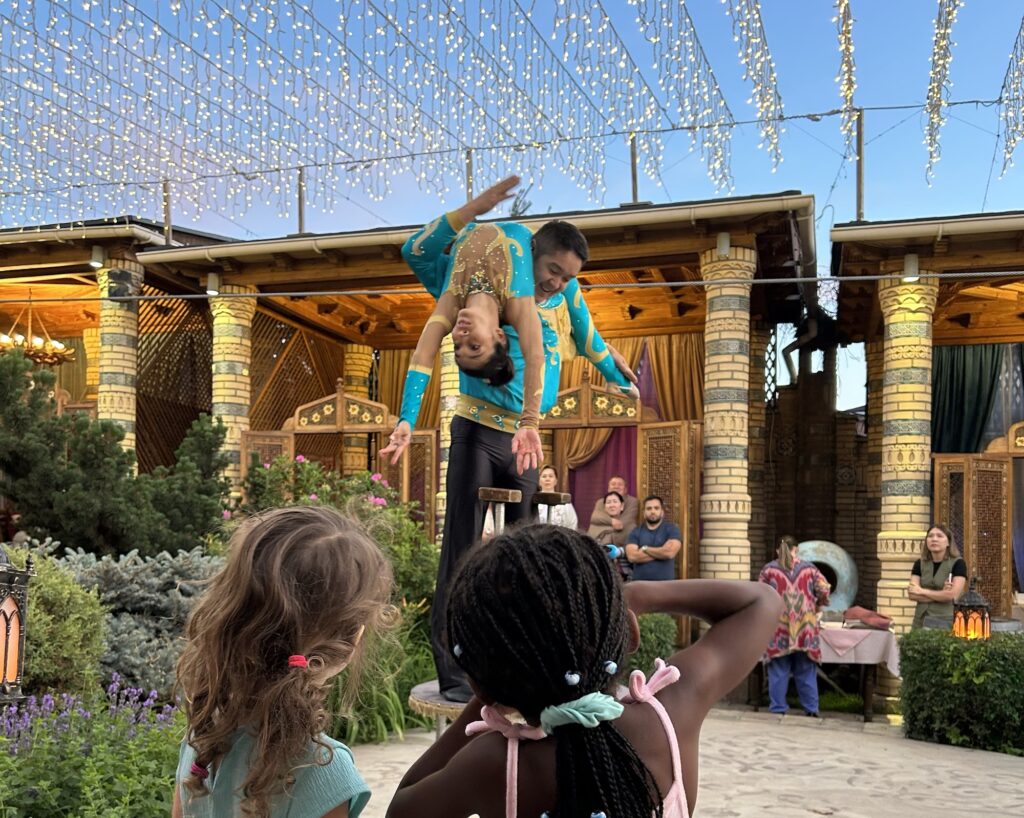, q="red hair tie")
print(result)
[190,761,209,780]
[287,655,309,669]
